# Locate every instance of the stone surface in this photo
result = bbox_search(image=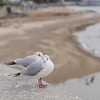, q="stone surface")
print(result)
[0,65,81,100]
